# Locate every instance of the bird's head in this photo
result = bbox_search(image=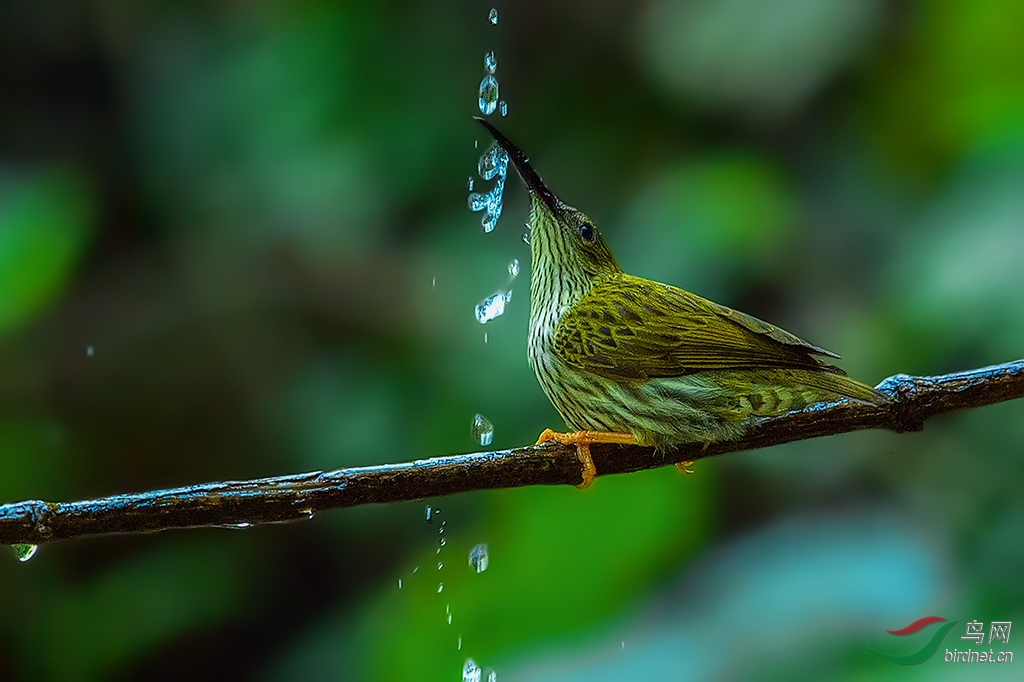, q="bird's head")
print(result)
[475,118,620,284]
